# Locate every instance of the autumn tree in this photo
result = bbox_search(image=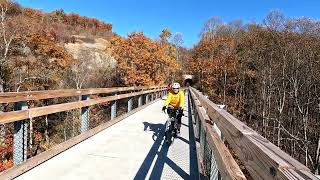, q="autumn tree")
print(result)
[172,32,184,63]
[159,28,172,42]
[0,1,23,93]
[200,16,223,40]
[111,32,179,86]
[188,12,320,173]
[0,0,117,172]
